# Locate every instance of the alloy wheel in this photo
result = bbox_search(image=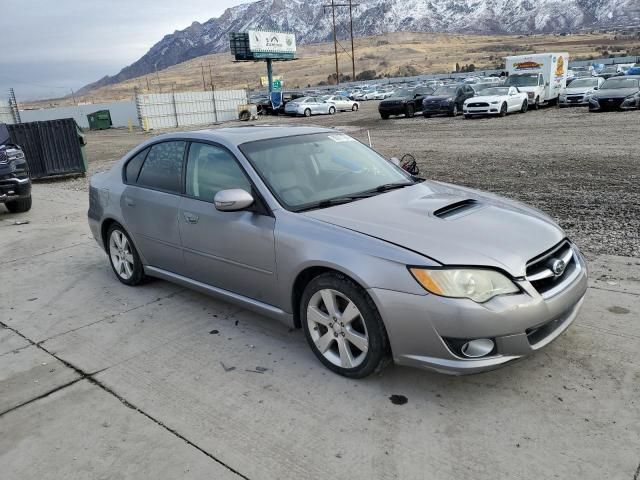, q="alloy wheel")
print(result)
[306,289,369,369]
[109,230,135,280]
